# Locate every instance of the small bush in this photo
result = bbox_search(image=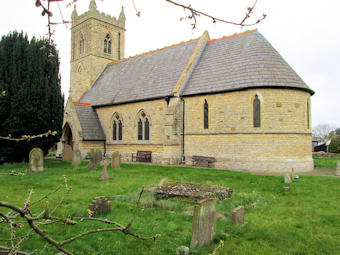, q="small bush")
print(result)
[328,135,340,153]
